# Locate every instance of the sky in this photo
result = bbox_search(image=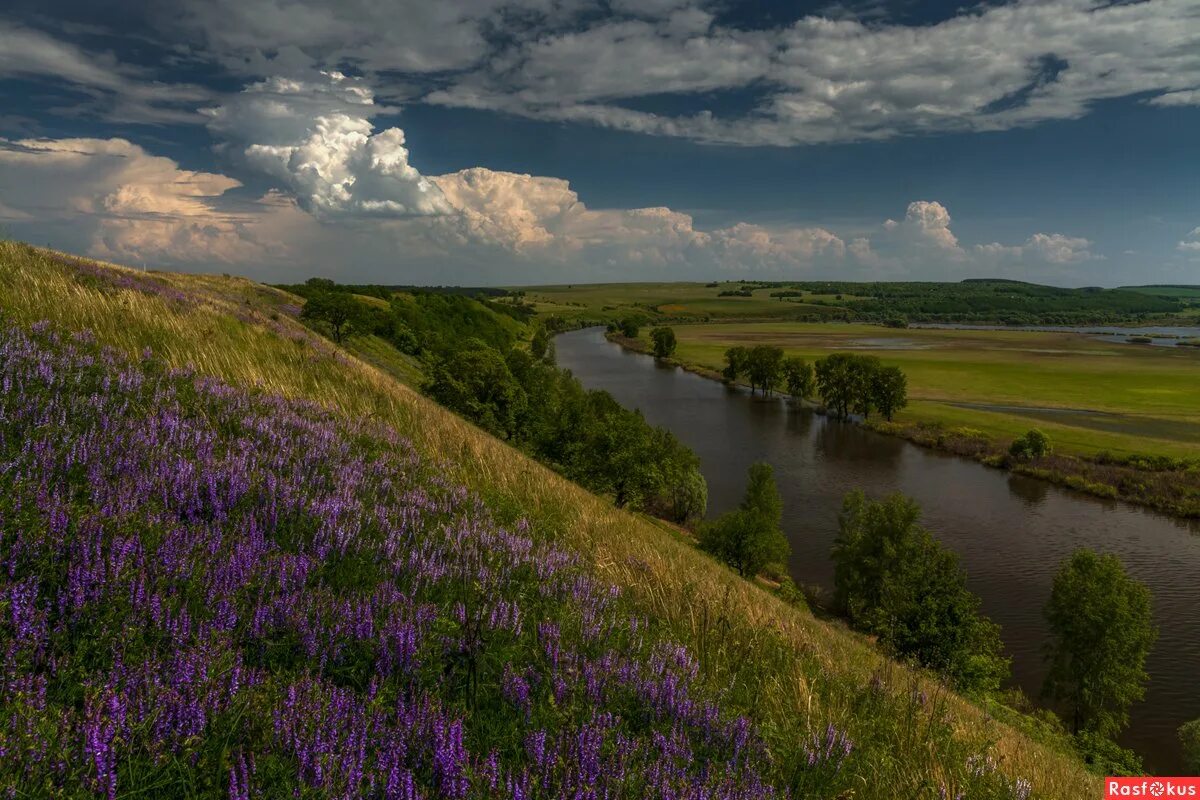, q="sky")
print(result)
[1,0,1198,287]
